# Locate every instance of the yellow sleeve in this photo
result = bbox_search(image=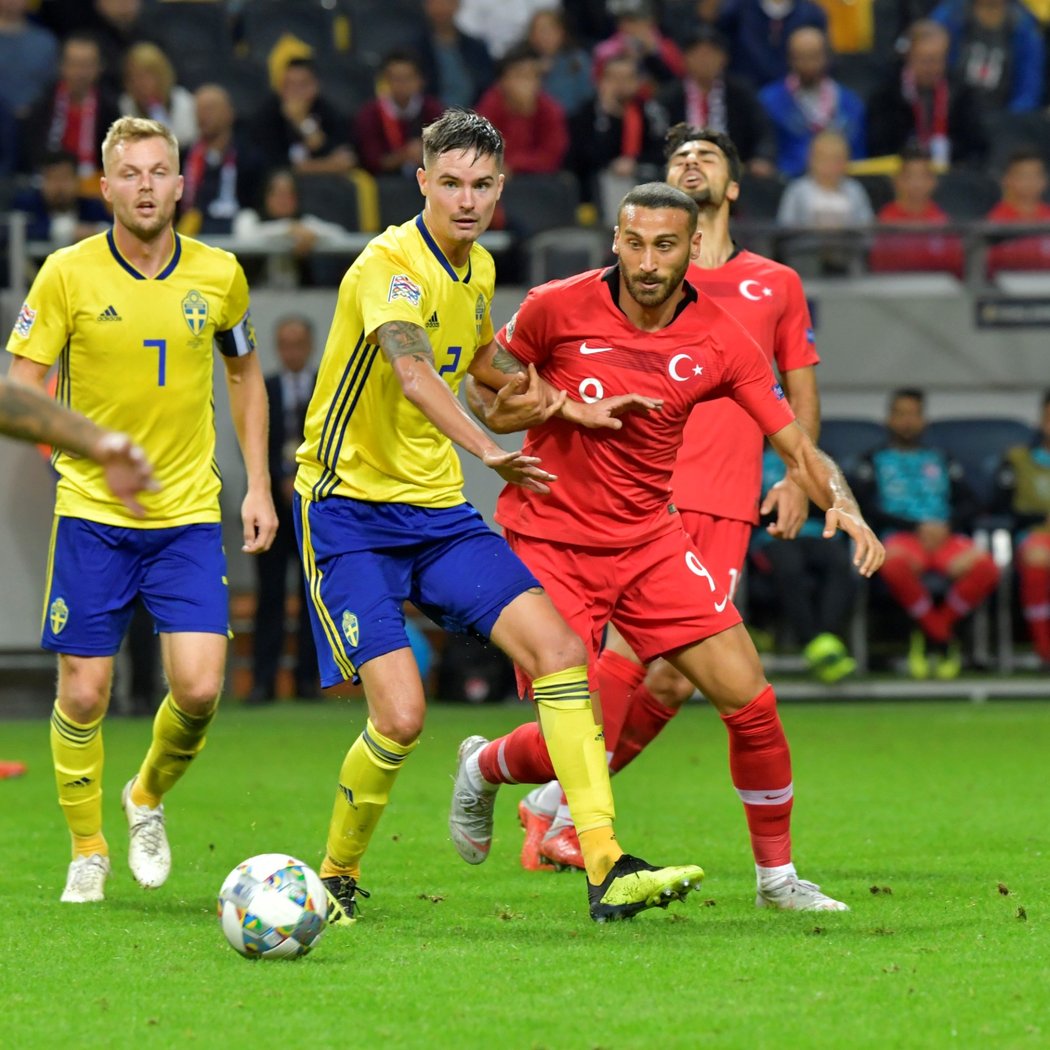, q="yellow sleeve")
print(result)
[215,259,256,358]
[479,297,494,345]
[357,247,428,337]
[5,255,72,366]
